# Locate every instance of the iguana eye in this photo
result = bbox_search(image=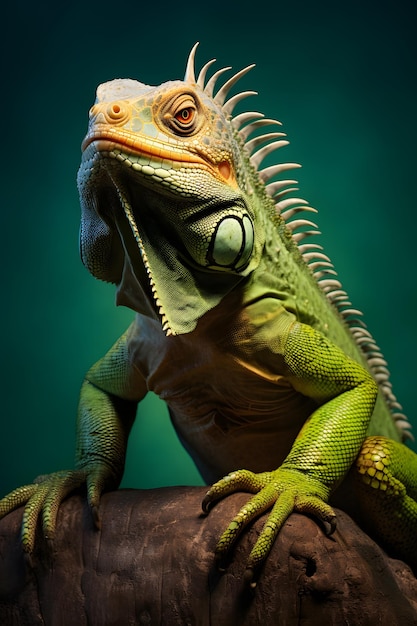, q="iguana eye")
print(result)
[162,93,201,135]
[175,107,195,123]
